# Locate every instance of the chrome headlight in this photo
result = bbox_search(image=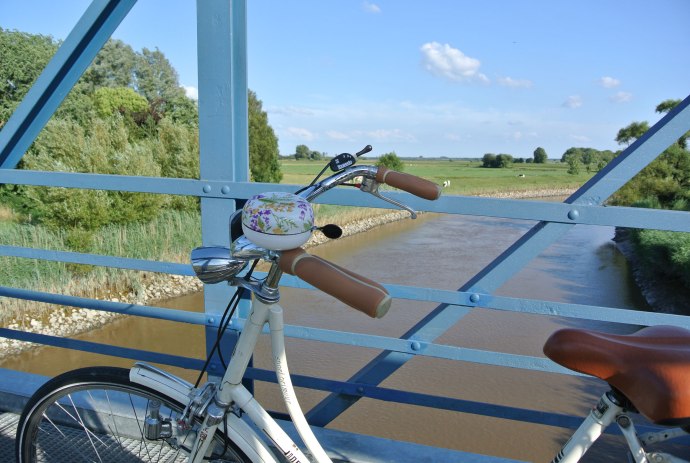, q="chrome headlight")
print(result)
[190,246,248,284]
